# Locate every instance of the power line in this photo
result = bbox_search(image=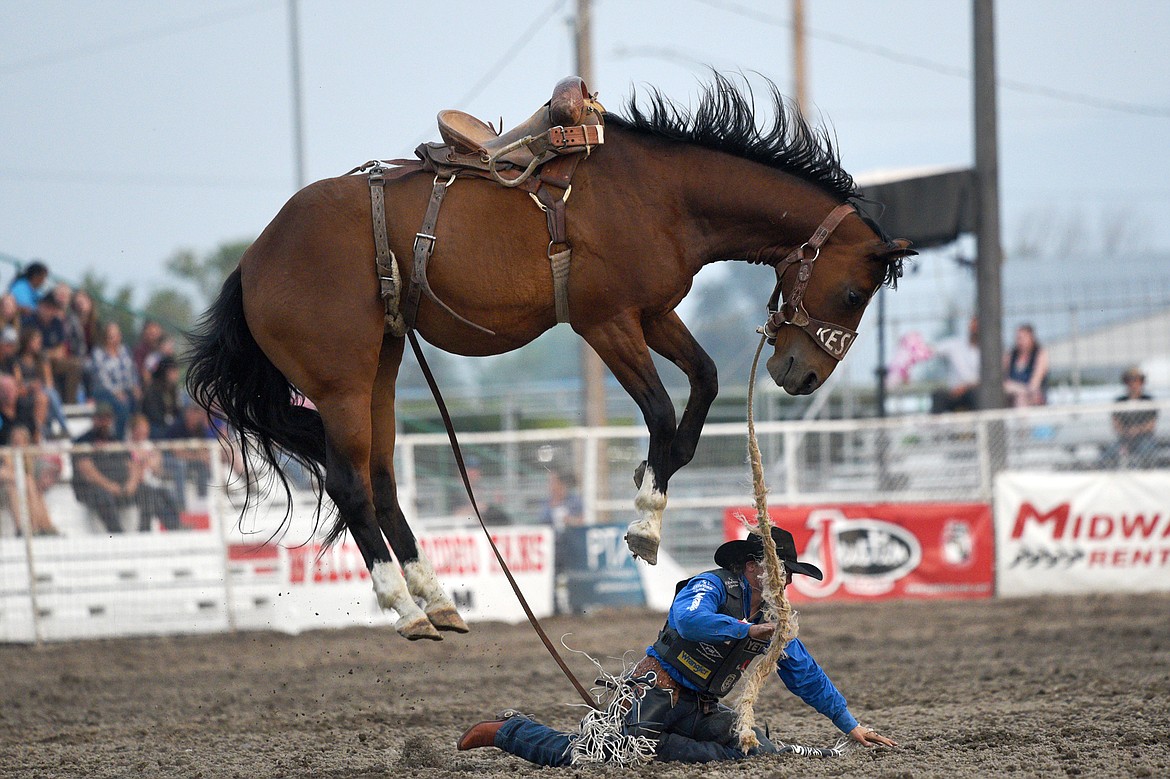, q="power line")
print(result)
[449,0,570,110]
[0,1,277,77]
[409,0,570,146]
[0,166,287,190]
[692,0,1170,119]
